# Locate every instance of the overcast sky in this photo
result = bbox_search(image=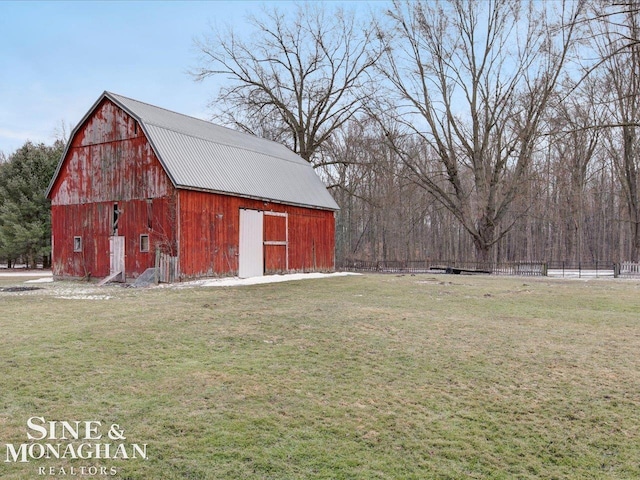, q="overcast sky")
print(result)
[0,0,374,156]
